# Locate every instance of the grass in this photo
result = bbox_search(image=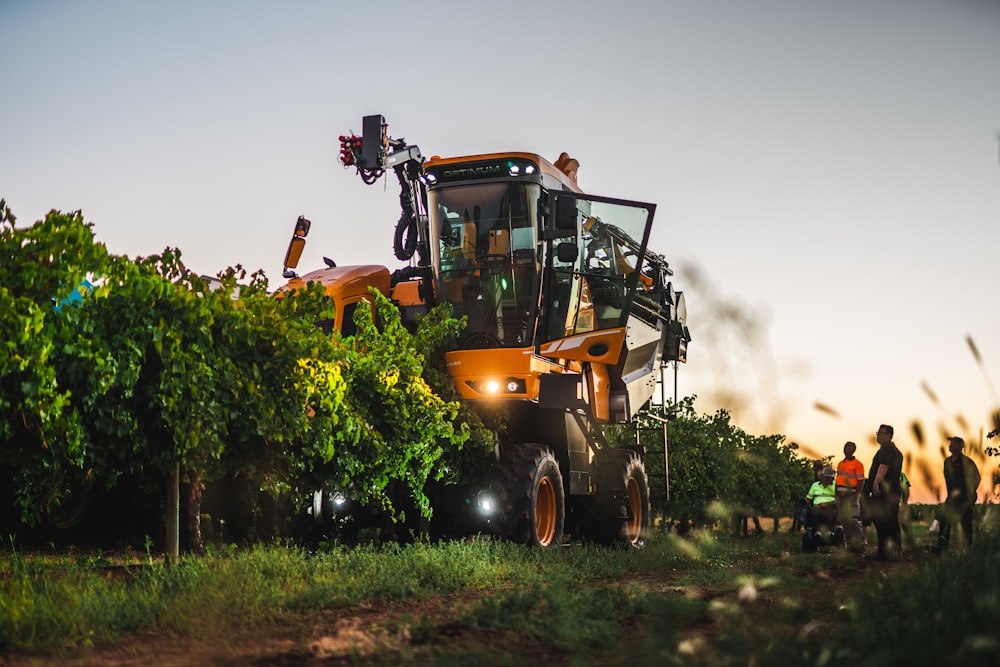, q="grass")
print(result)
[2,519,999,665]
